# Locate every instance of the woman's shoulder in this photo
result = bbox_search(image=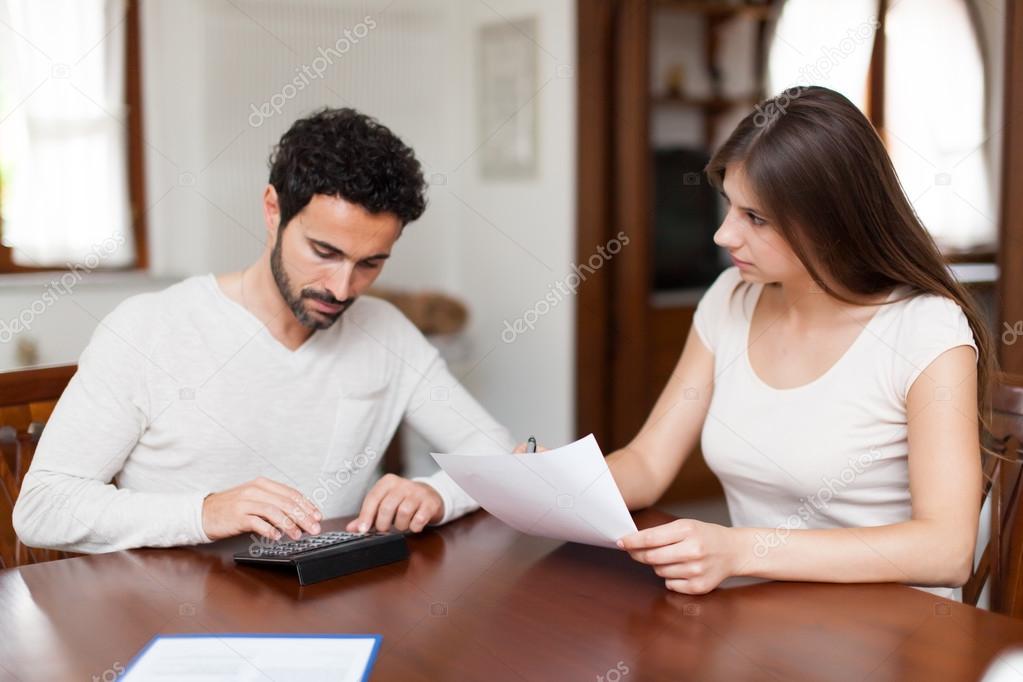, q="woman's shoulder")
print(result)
[702,266,750,308]
[878,289,978,397]
[884,288,973,331]
[693,267,755,352]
